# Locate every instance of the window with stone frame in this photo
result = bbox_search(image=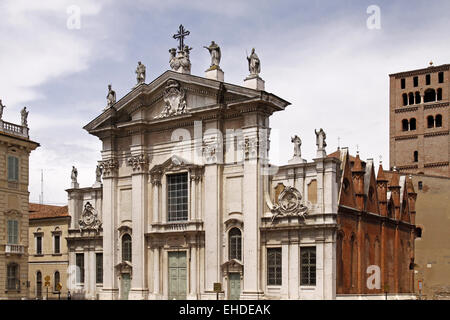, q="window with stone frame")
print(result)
[96,253,103,284]
[36,235,42,255]
[413,76,419,87]
[267,248,282,286]
[122,234,132,262]
[7,263,20,291]
[167,173,188,221]
[54,234,60,254]
[229,228,242,261]
[301,247,316,286]
[76,253,84,283]
[438,72,444,83]
[7,220,19,244]
[7,155,19,182]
